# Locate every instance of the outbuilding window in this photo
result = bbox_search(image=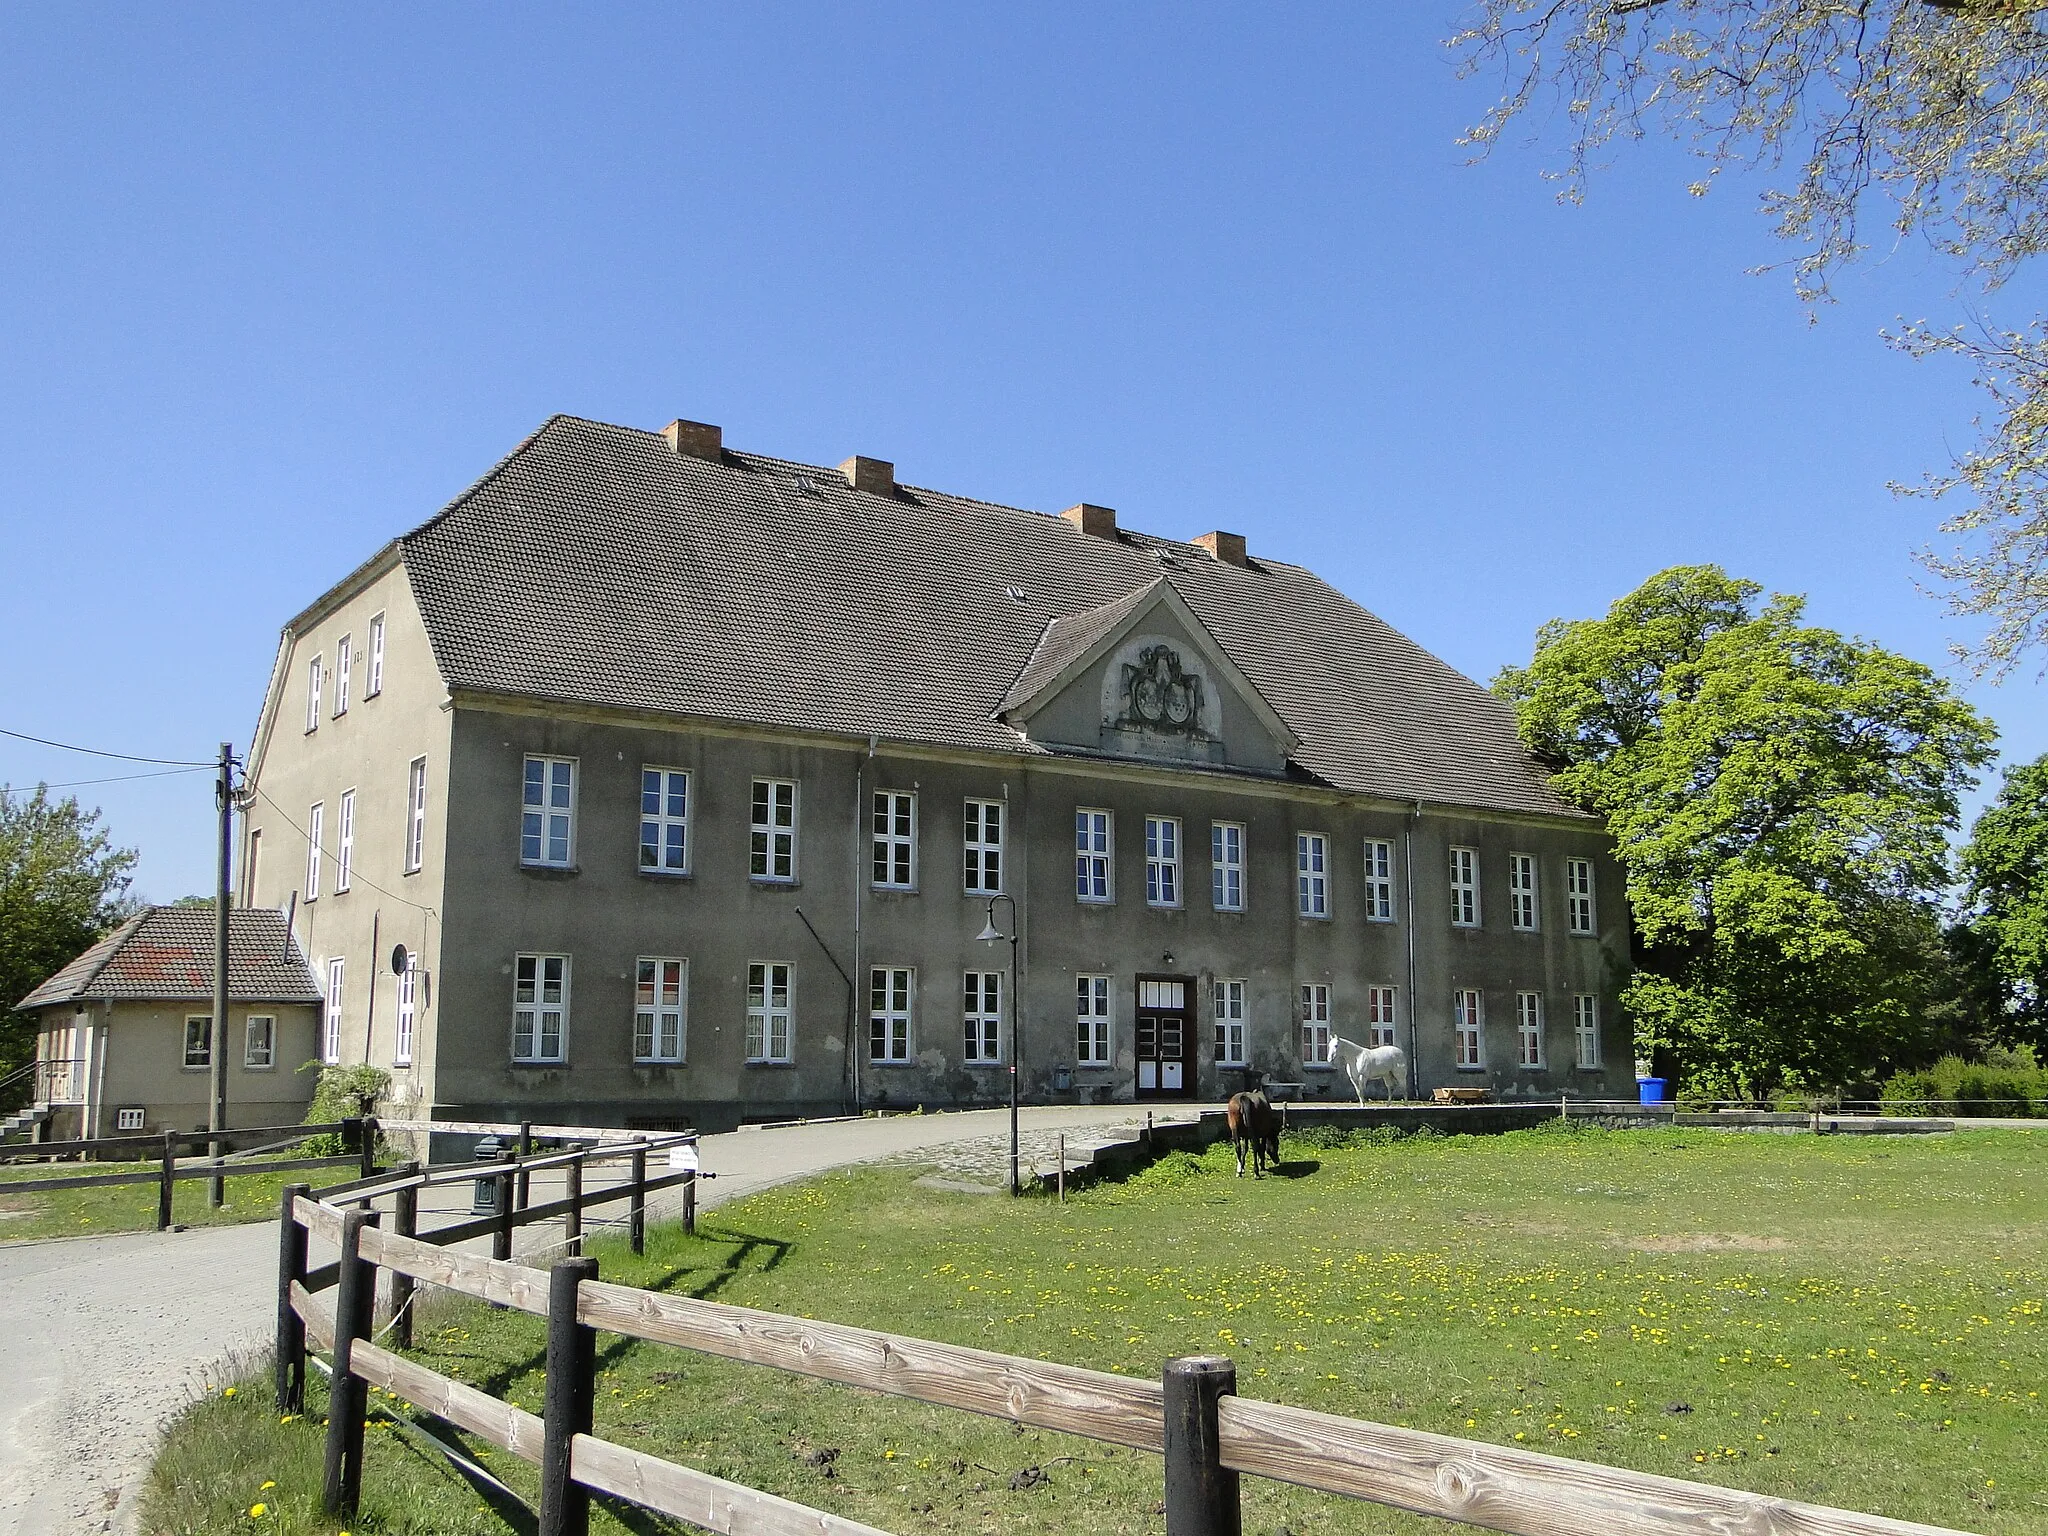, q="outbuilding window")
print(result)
[244,1016,274,1069]
[183,1016,211,1069]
